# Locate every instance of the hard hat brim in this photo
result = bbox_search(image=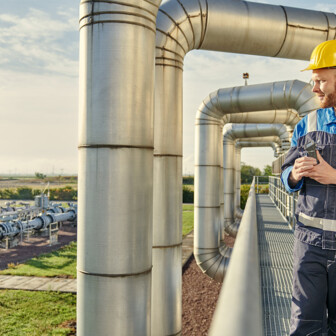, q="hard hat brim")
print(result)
[301,64,318,72]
